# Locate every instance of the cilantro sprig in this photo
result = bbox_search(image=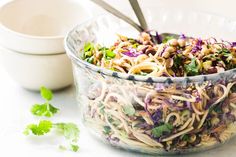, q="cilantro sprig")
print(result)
[152,123,173,138]
[122,105,135,116]
[53,123,80,143]
[24,120,52,136]
[24,120,80,152]
[184,57,199,76]
[24,86,80,152]
[31,87,59,117]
